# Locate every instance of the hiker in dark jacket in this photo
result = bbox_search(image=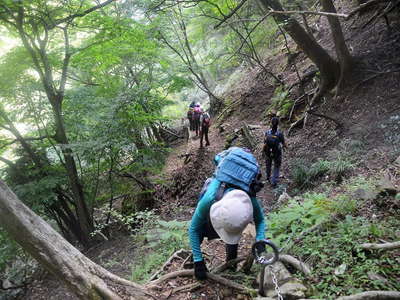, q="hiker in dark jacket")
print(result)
[263,117,286,187]
[188,147,266,280]
[199,111,211,148]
